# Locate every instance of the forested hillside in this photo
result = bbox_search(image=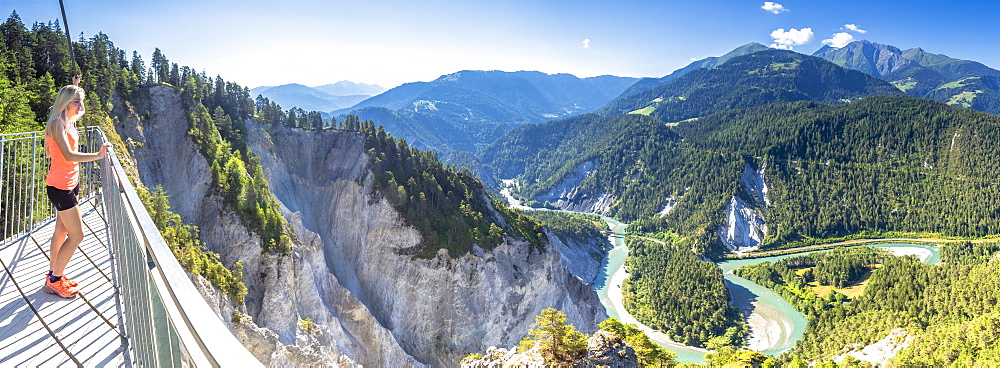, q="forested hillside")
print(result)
[599,49,901,122]
[486,95,1000,257]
